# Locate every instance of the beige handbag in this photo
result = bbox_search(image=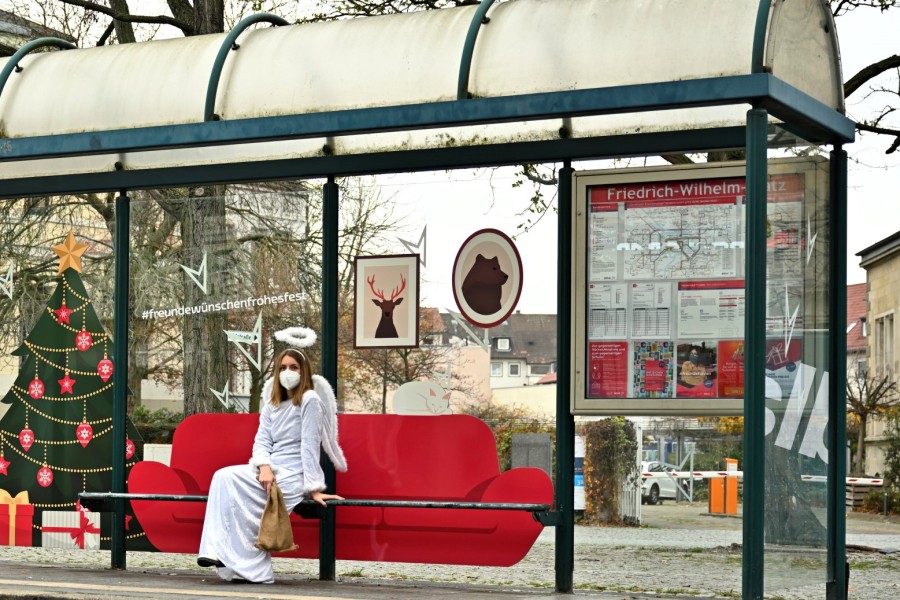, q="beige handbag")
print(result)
[255,482,299,552]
